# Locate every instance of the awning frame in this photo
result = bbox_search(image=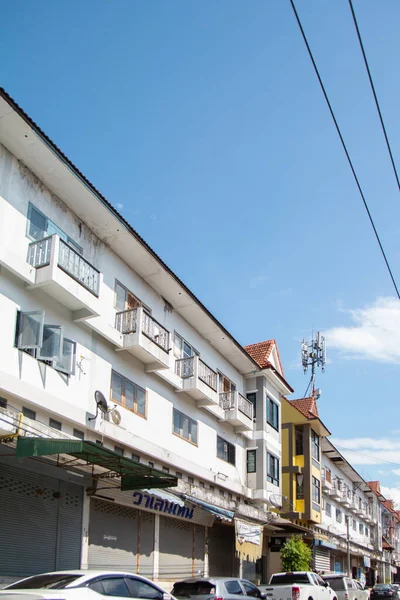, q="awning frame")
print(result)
[16,437,178,491]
